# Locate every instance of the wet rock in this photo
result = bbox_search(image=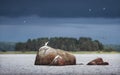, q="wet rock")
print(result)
[49,55,65,66]
[87,57,109,65]
[34,42,76,66]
